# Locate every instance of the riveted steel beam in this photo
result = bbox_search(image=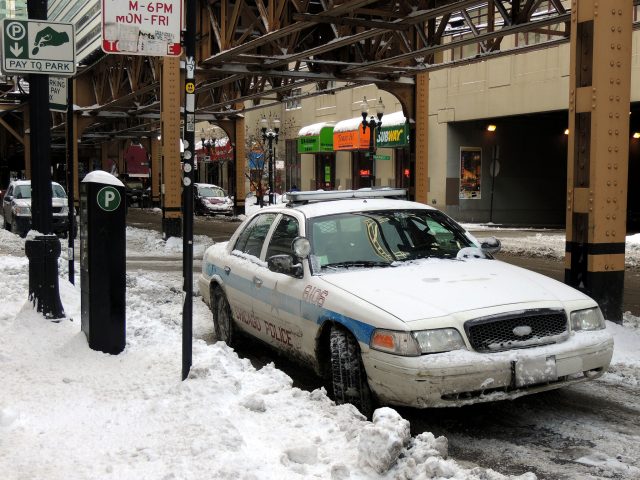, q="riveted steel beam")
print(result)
[565,0,632,323]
